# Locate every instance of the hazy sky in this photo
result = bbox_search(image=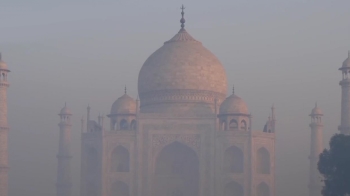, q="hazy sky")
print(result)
[1,1,350,196]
